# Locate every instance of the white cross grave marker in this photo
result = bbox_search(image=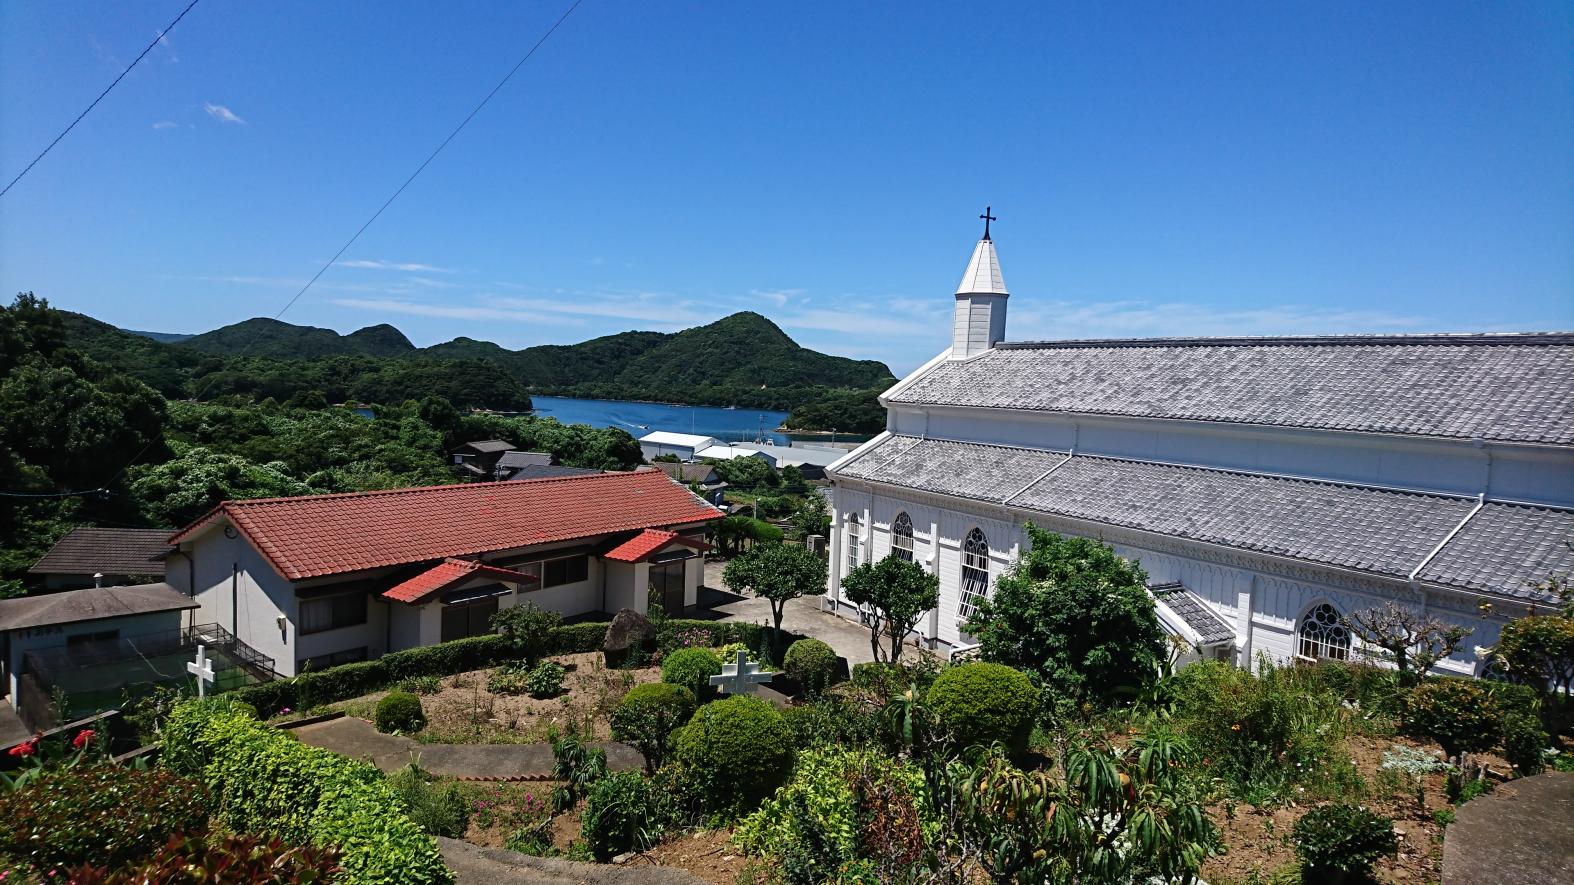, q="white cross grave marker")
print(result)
[187,644,215,698]
[709,648,772,696]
